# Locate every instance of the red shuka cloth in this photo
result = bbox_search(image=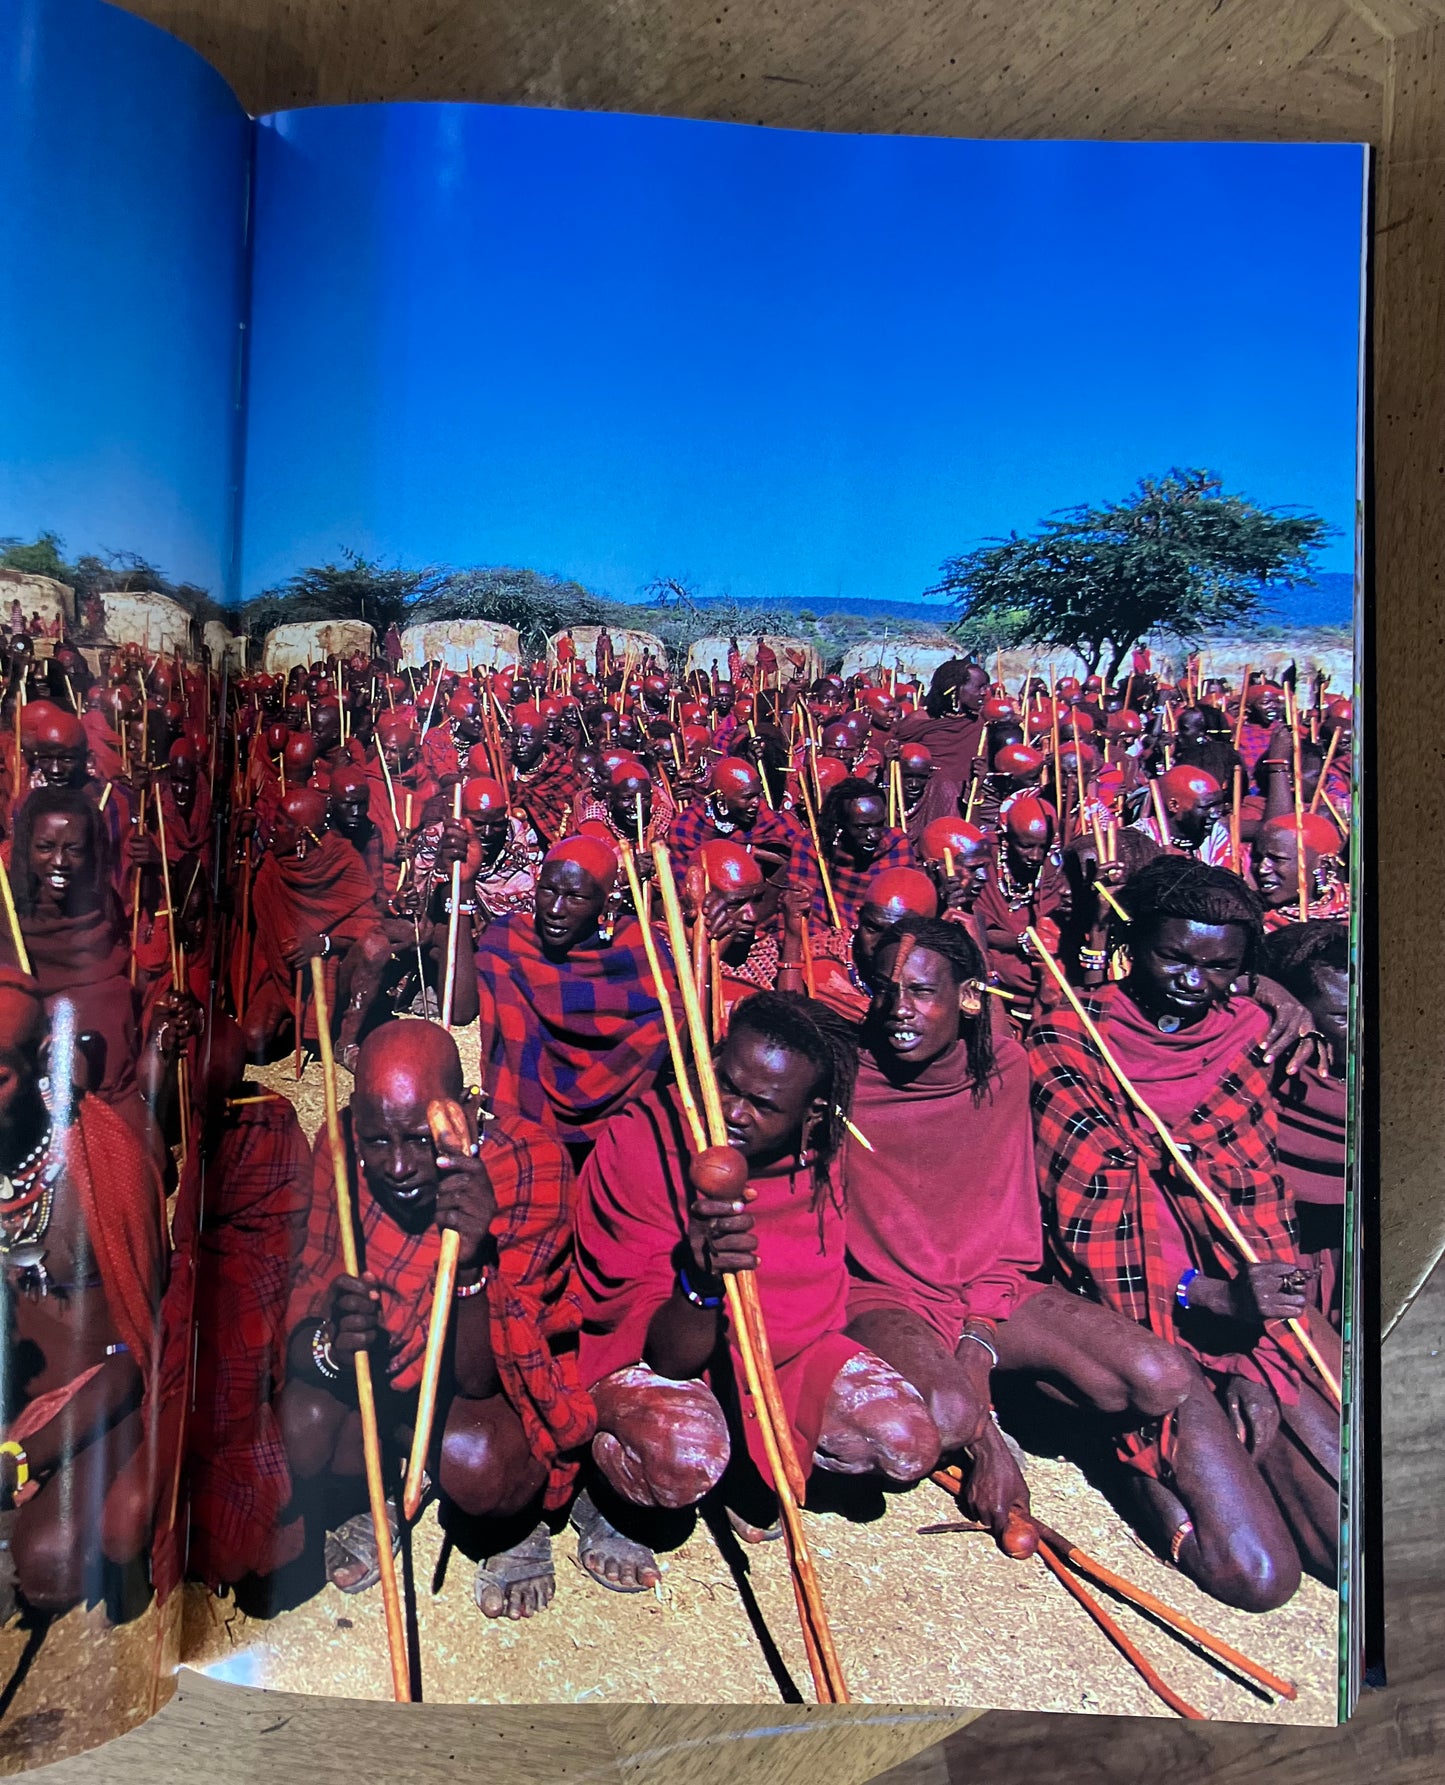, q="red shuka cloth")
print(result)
[893,711,987,789]
[510,747,581,850]
[1029,983,1301,1474]
[1,908,142,1112]
[247,832,379,1027]
[288,1106,593,1508]
[157,770,213,866]
[1274,1063,1347,1209]
[174,1093,312,1585]
[576,1085,861,1486]
[475,911,684,1149]
[844,1035,1045,1347]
